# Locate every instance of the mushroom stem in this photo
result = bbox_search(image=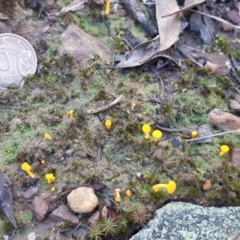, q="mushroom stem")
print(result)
[27,170,35,179]
[114,189,121,202]
[152,184,167,192]
[144,133,150,139]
